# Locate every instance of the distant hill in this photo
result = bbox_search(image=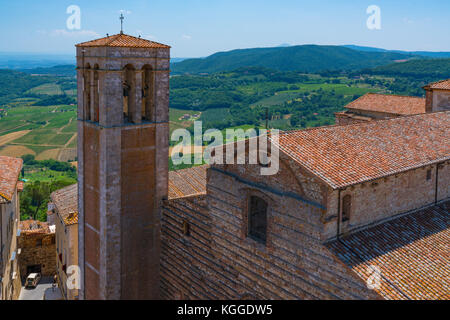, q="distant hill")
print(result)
[0,52,75,69]
[0,69,52,104]
[362,58,450,78]
[171,58,189,63]
[171,45,415,74]
[344,45,450,58]
[21,65,76,77]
